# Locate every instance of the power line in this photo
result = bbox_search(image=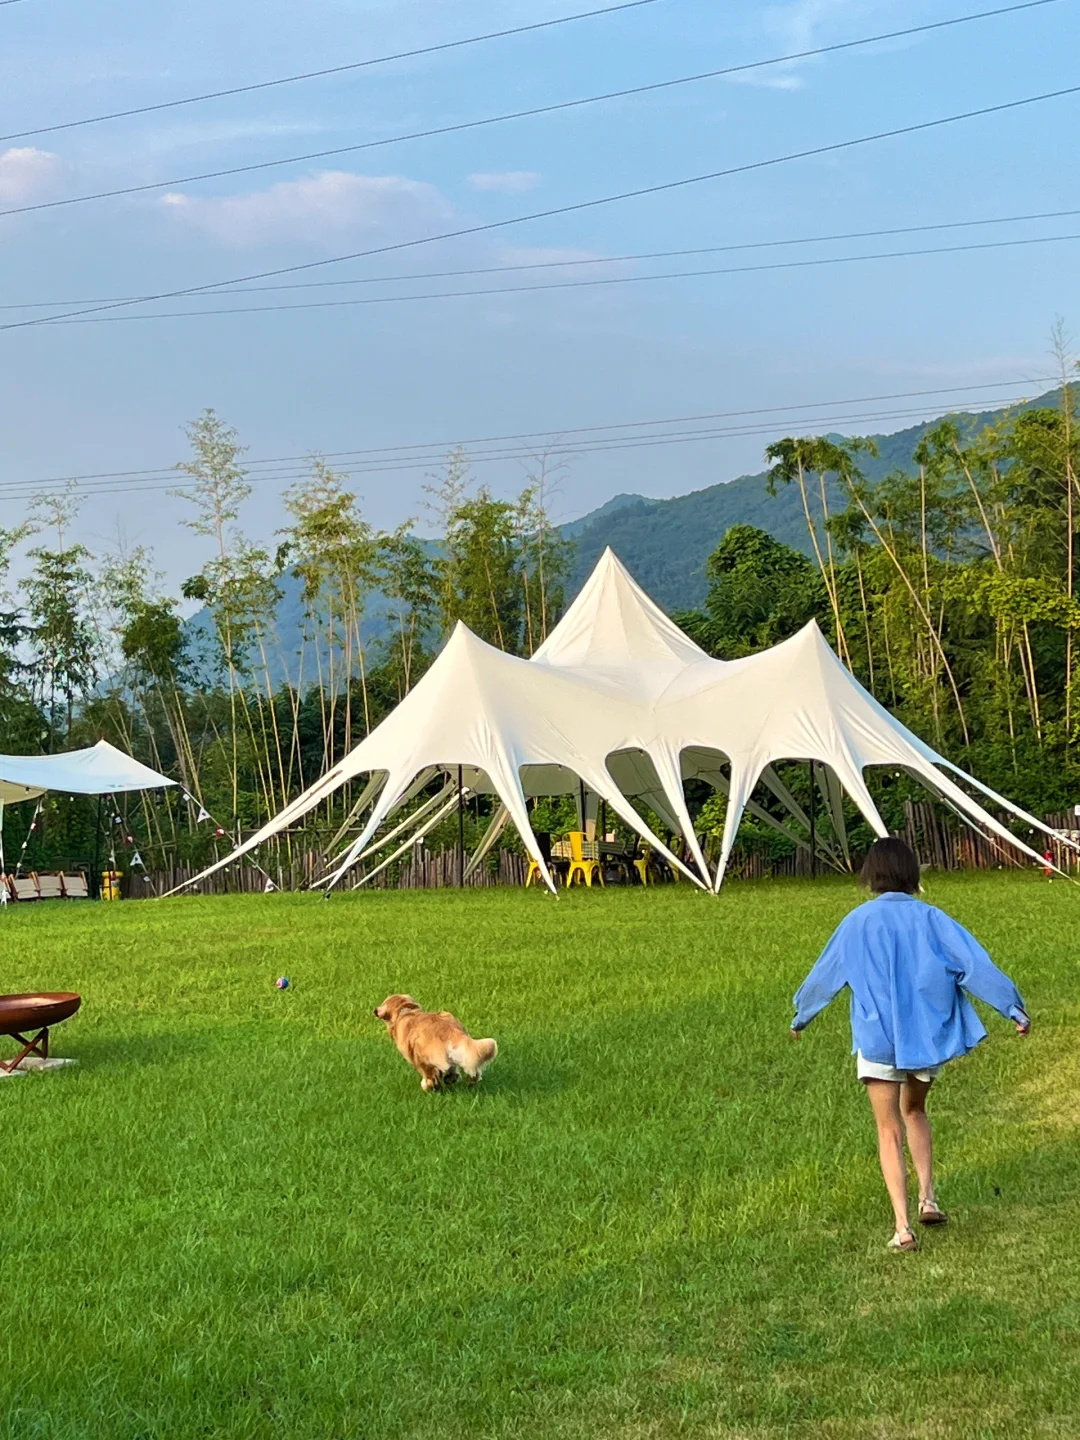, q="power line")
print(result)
[9,377,1055,486]
[25,230,1080,326]
[0,0,662,143]
[7,203,1080,312]
[5,82,1078,335]
[0,3,1061,225]
[2,378,1055,498]
[0,395,1045,505]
